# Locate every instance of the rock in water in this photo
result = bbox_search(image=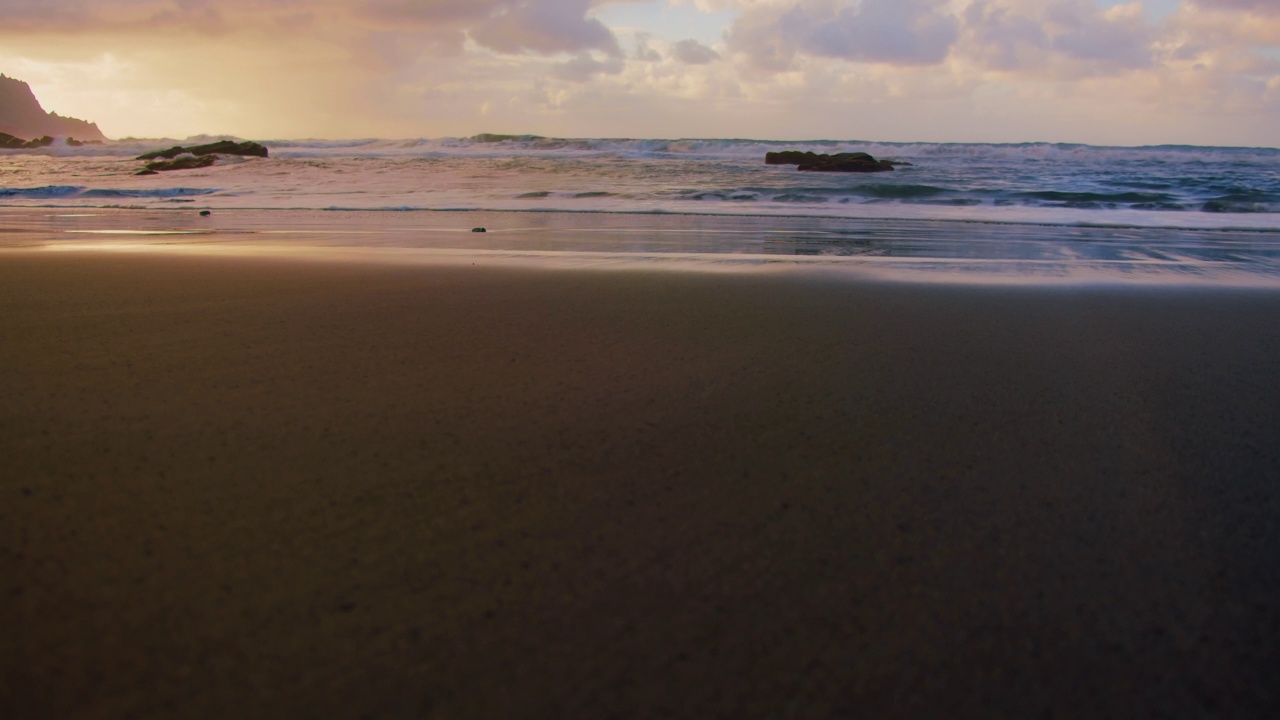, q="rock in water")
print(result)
[143,154,218,172]
[0,132,54,149]
[766,150,904,173]
[765,150,821,165]
[799,153,895,173]
[136,140,269,161]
